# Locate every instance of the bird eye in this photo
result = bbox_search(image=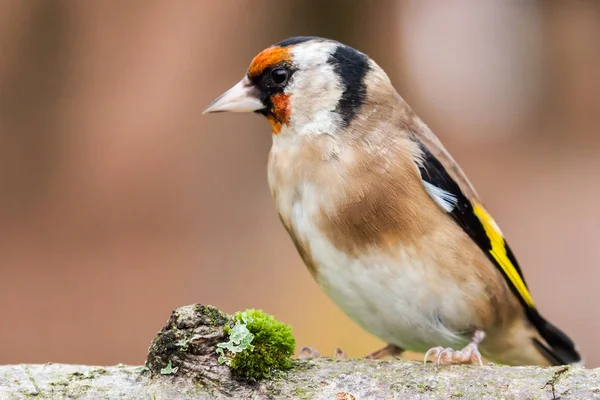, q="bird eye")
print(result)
[270,67,289,85]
